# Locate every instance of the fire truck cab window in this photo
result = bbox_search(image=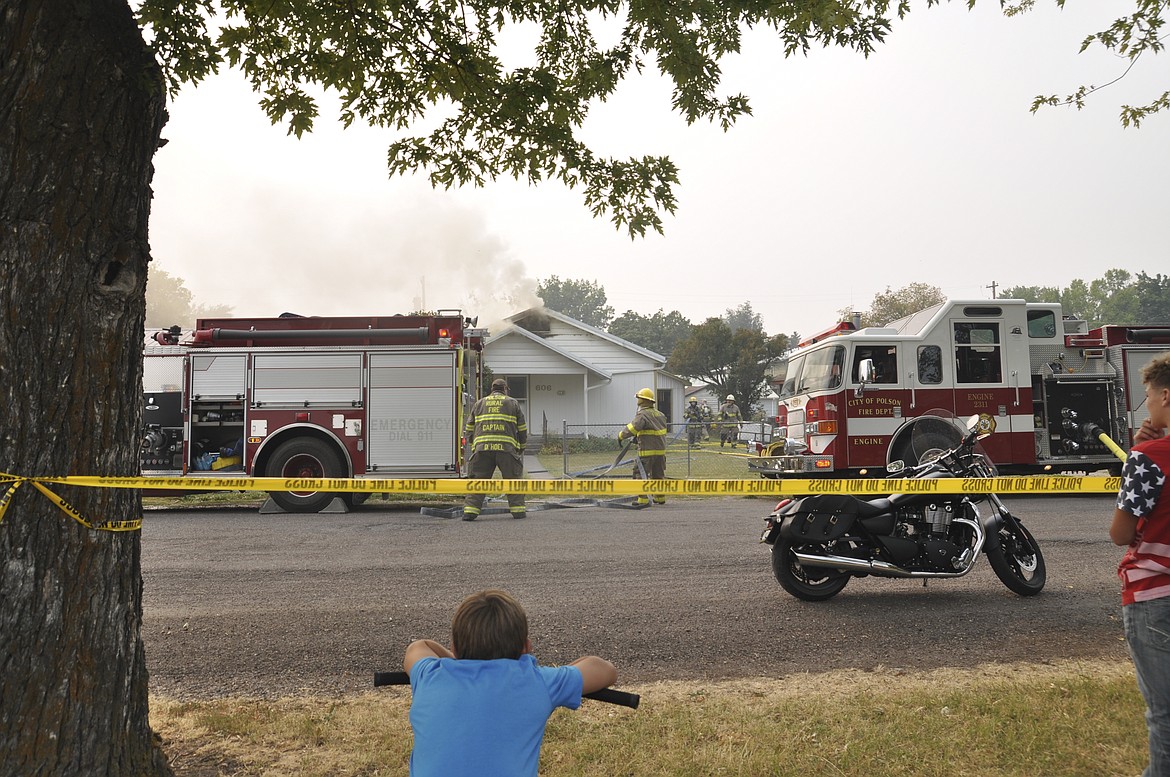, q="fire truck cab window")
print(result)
[1027,310,1058,338]
[917,345,943,384]
[851,346,897,384]
[953,322,1003,383]
[797,346,845,393]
